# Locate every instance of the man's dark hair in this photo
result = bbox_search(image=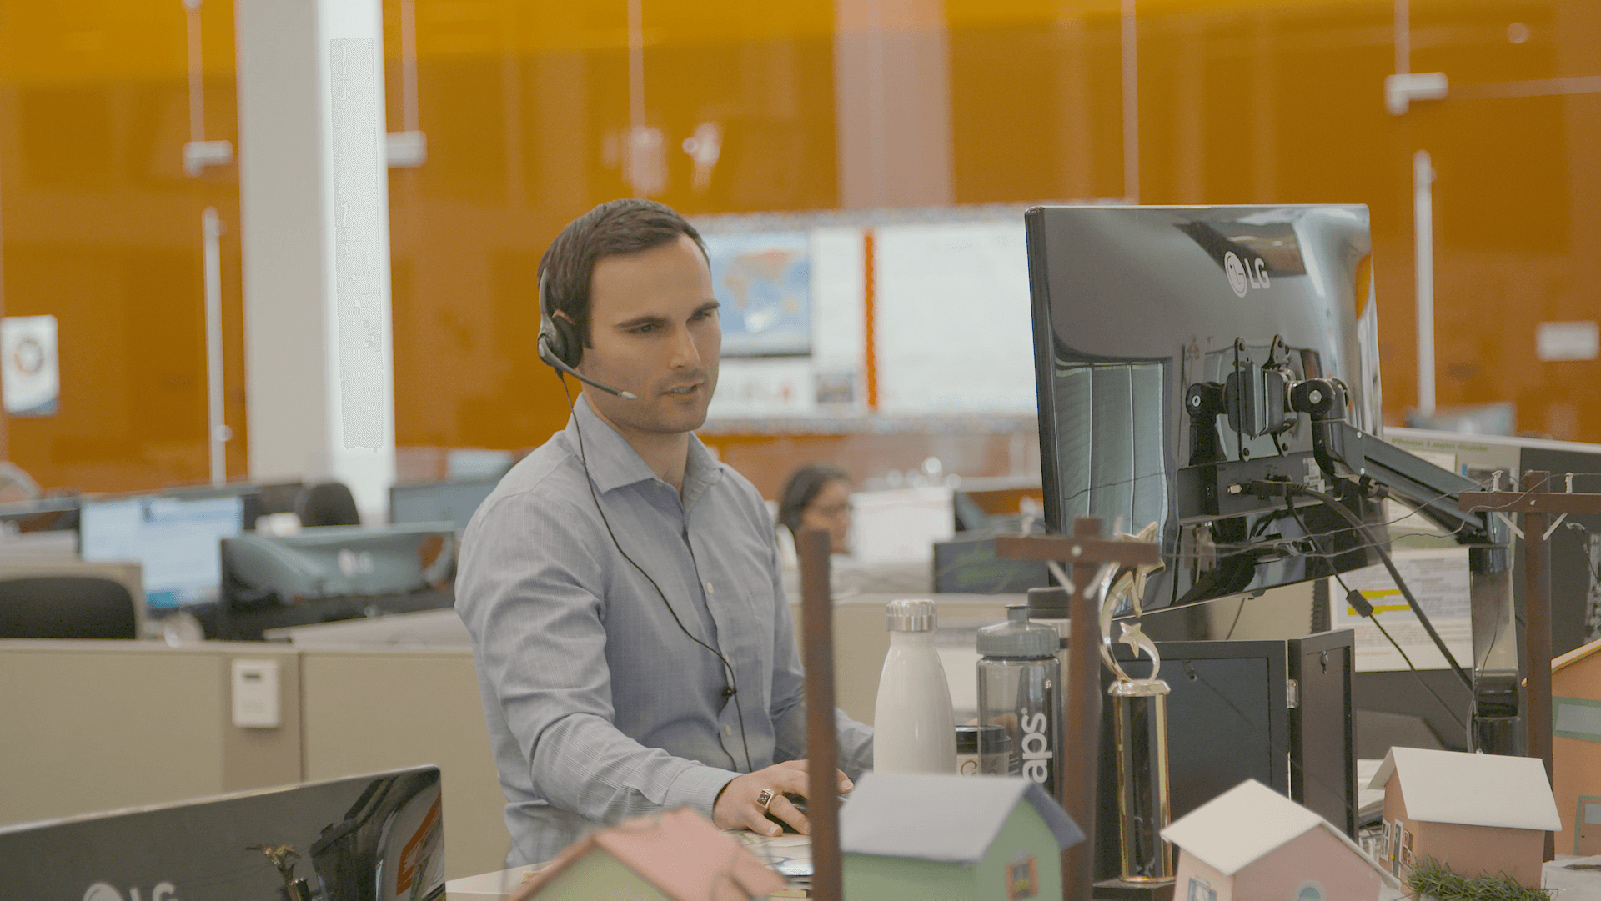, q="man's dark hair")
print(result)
[538,198,709,347]
[777,463,852,537]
